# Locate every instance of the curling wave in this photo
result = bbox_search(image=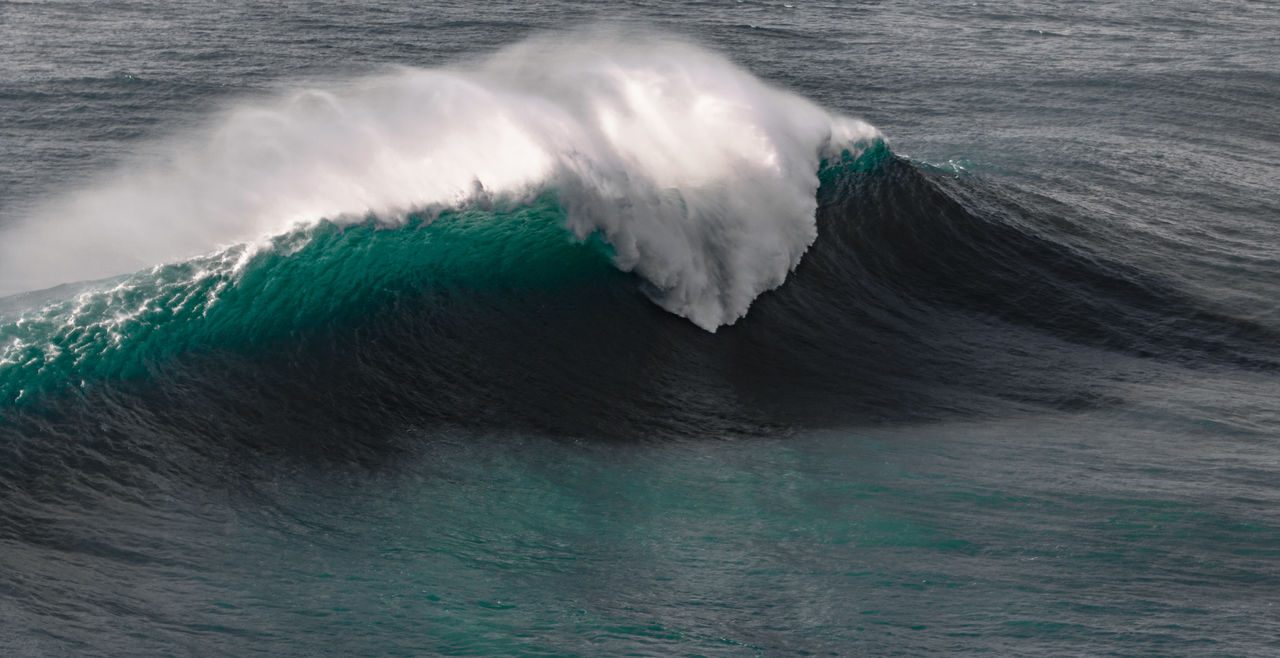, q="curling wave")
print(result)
[2,34,1276,424]
[4,144,1277,422]
[0,32,879,331]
